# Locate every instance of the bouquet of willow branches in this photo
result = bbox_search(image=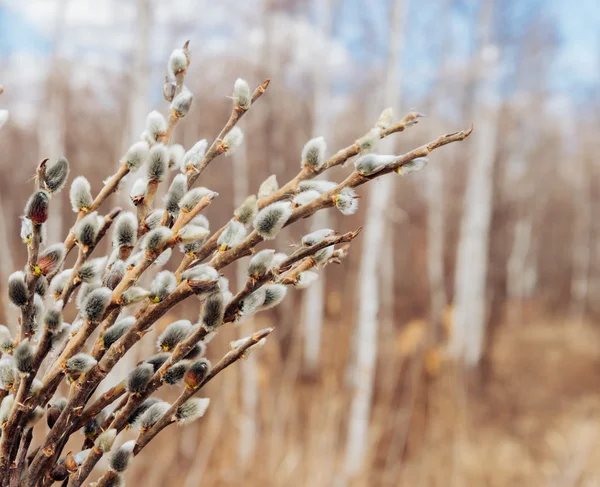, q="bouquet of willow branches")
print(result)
[0,42,470,487]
